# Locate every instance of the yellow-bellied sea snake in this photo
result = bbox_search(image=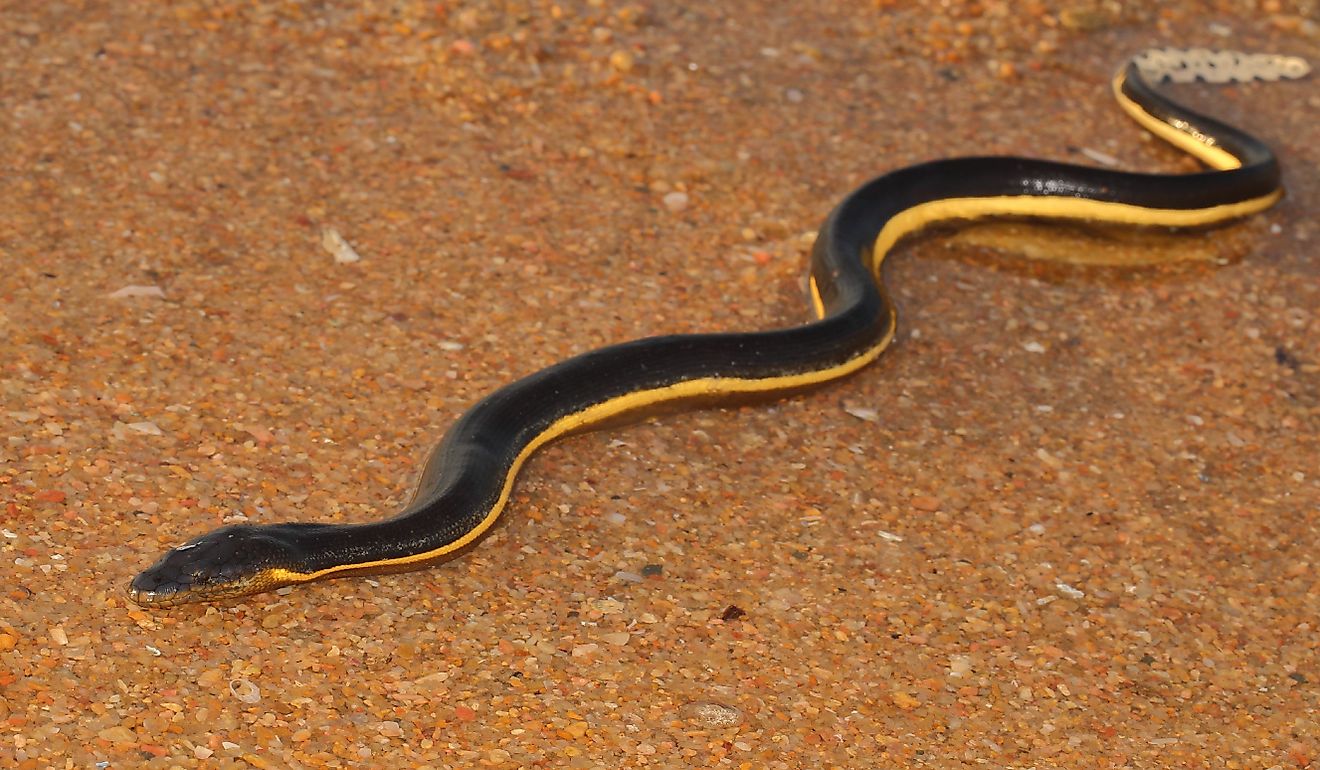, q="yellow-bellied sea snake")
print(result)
[130,49,1309,607]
